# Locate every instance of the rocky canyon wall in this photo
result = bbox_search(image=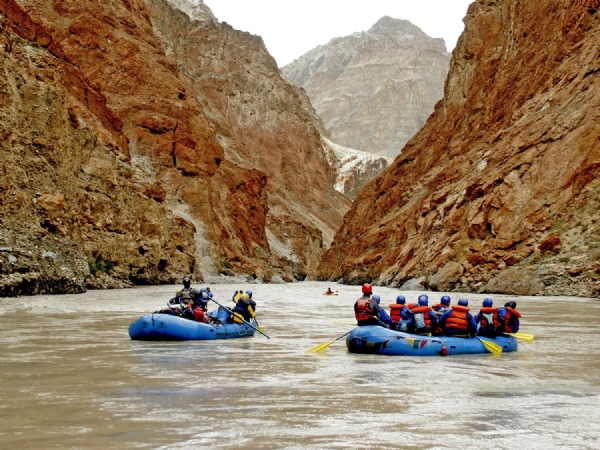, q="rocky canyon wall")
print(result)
[282,16,451,158]
[0,0,350,295]
[318,0,600,298]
